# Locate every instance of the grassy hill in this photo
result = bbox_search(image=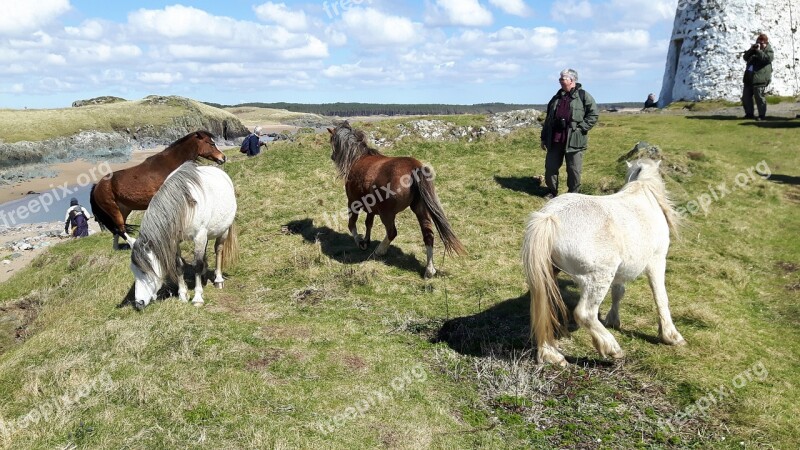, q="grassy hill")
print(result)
[0,113,798,448]
[0,96,247,144]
